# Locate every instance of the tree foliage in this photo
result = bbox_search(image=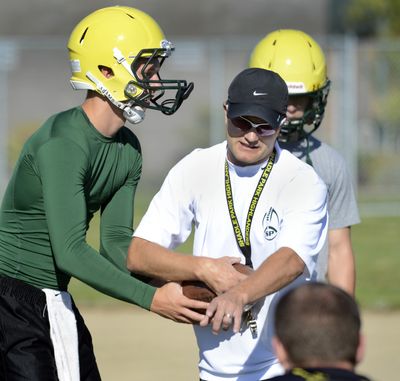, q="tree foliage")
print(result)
[345,0,400,37]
